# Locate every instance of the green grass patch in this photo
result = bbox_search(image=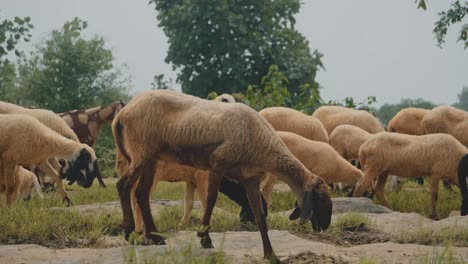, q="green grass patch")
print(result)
[330,212,374,233]
[395,225,468,247]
